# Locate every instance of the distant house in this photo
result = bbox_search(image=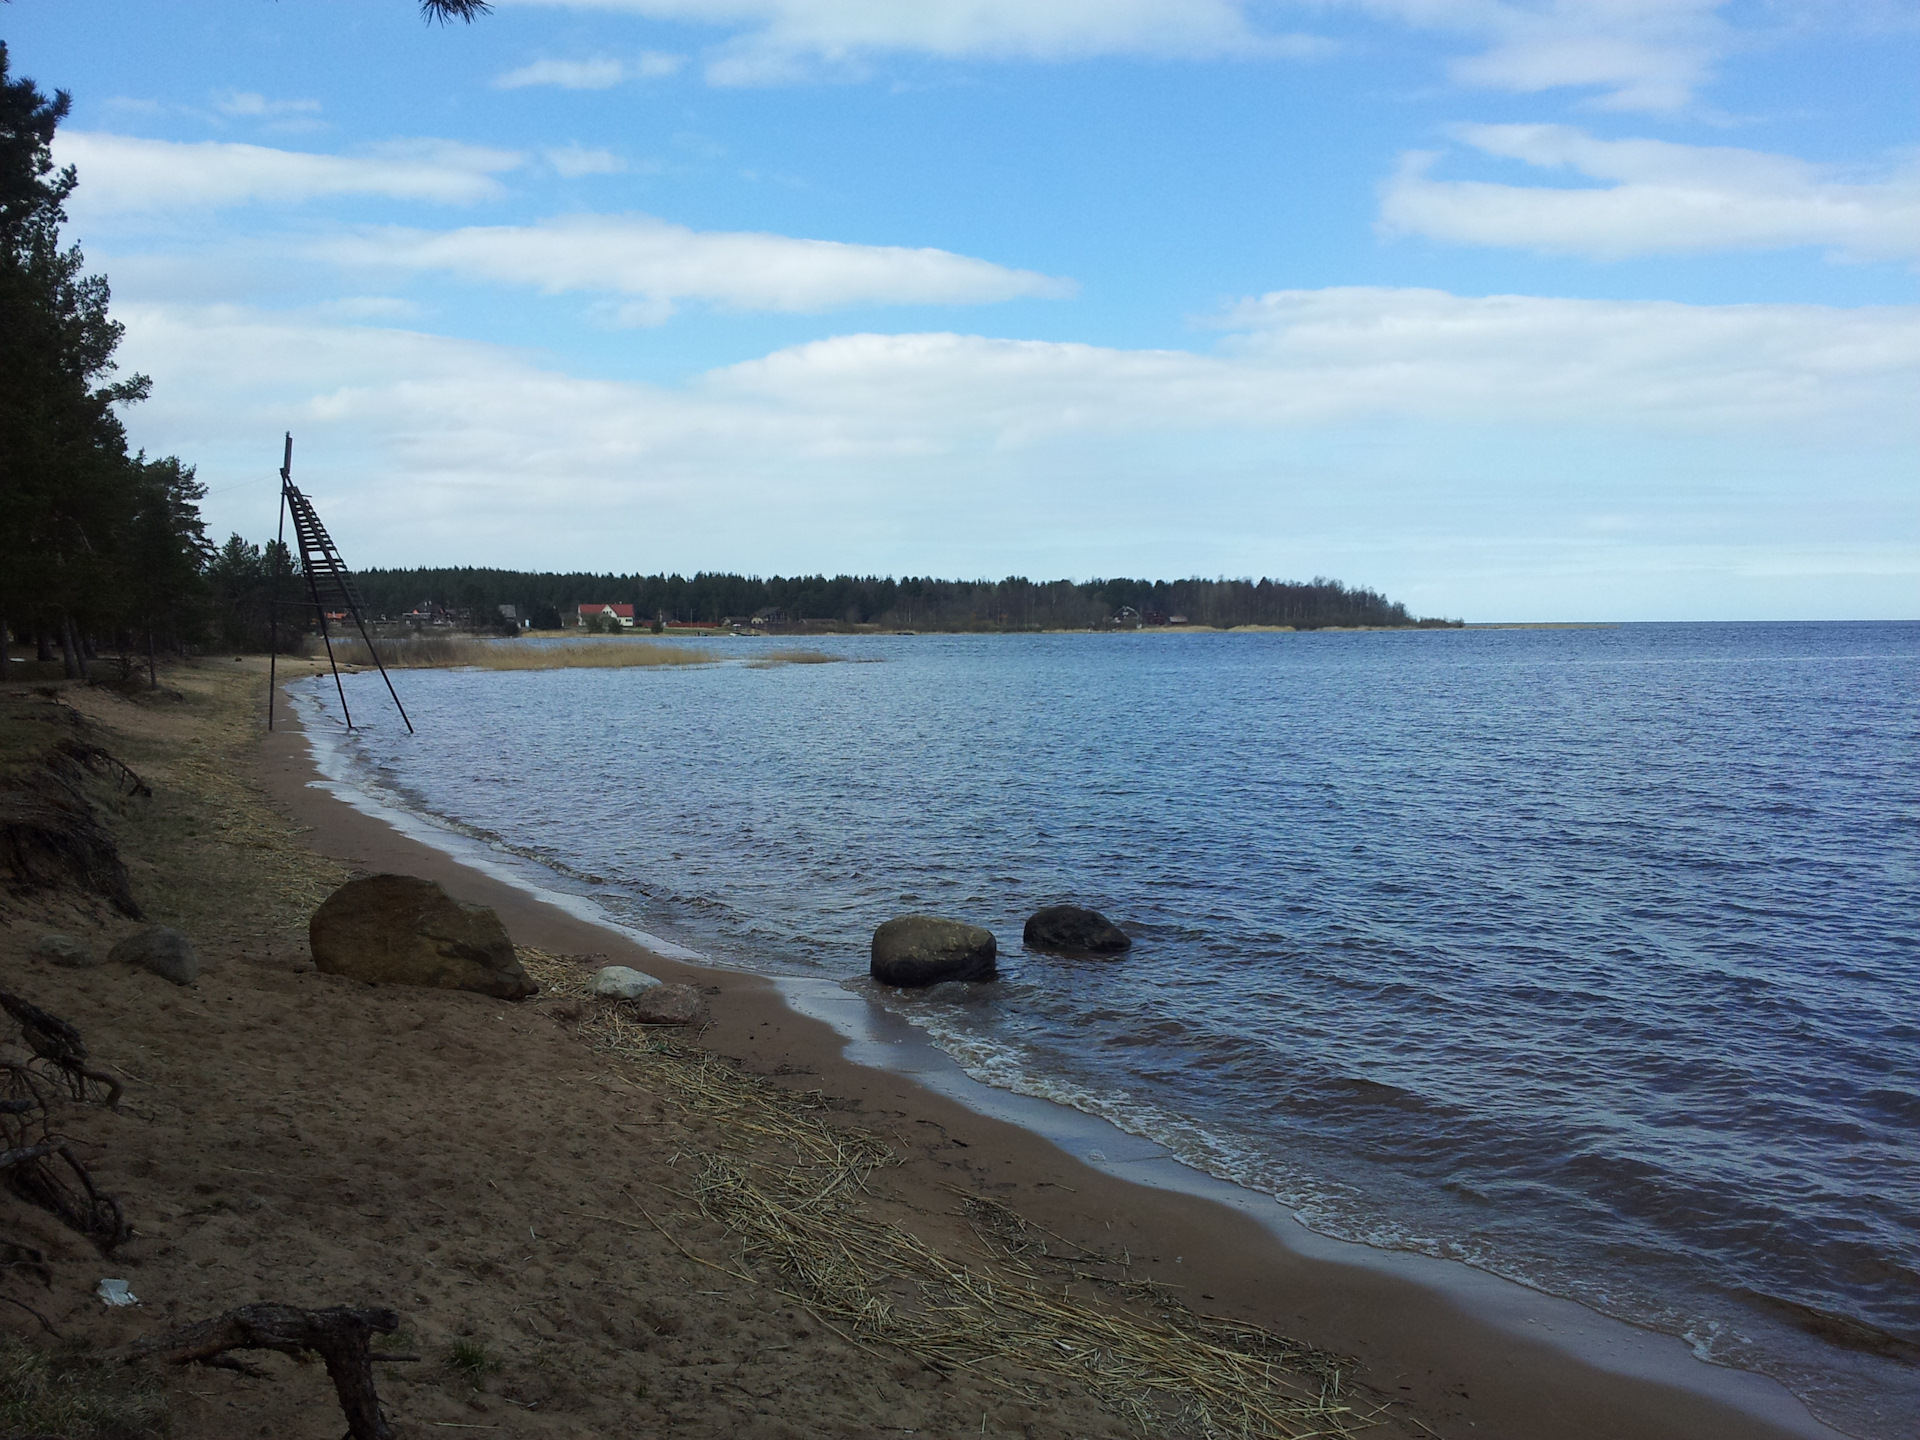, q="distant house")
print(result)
[401,601,450,627]
[577,603,635,629]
